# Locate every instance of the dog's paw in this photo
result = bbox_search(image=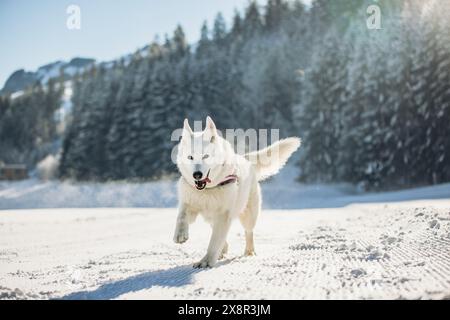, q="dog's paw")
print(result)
[218,243,228,260]
[173,226,189,244]
[244,249,256,256]
[193,256,216,268]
